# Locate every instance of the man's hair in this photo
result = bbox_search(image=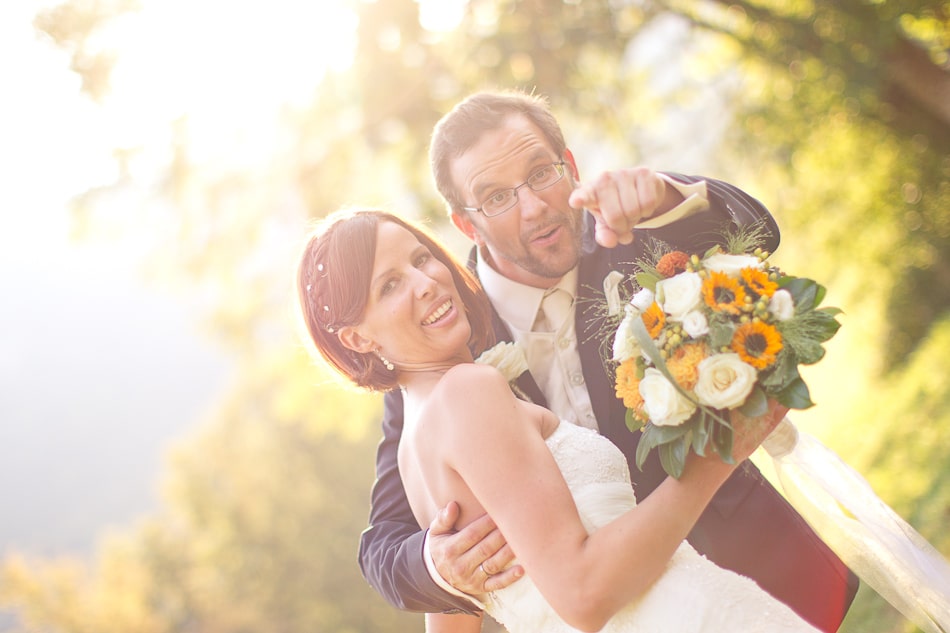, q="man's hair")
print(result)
[430,90,567,214]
